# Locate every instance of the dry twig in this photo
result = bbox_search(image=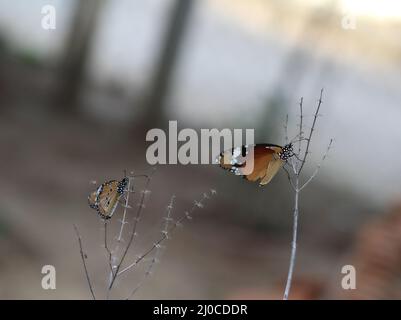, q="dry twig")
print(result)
[73,224,96,300]
[282,89,333,300]
[75,169,216,299]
